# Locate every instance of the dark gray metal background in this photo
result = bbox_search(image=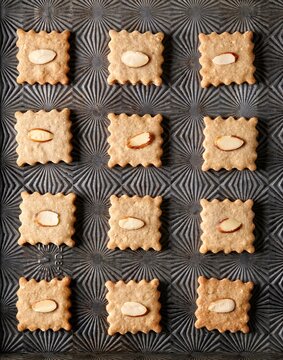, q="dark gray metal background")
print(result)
[0,0,283,357]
